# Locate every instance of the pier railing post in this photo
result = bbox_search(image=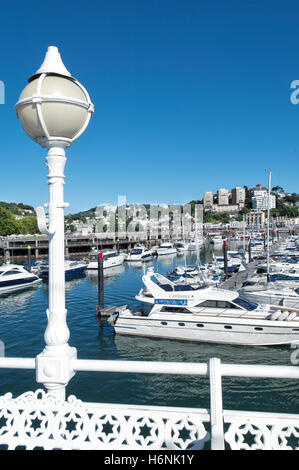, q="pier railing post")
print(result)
[209,357,225,450]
